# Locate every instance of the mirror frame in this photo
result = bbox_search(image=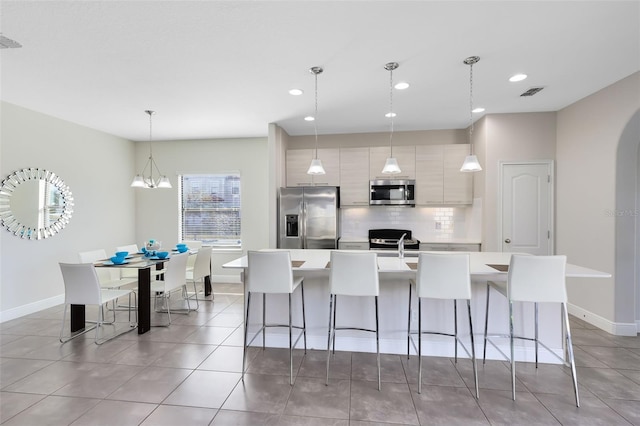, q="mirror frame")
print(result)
[0,168,74,240]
